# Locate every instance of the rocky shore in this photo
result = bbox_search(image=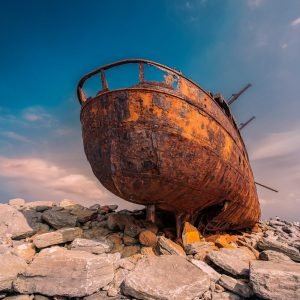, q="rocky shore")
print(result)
[0,199,299,300]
